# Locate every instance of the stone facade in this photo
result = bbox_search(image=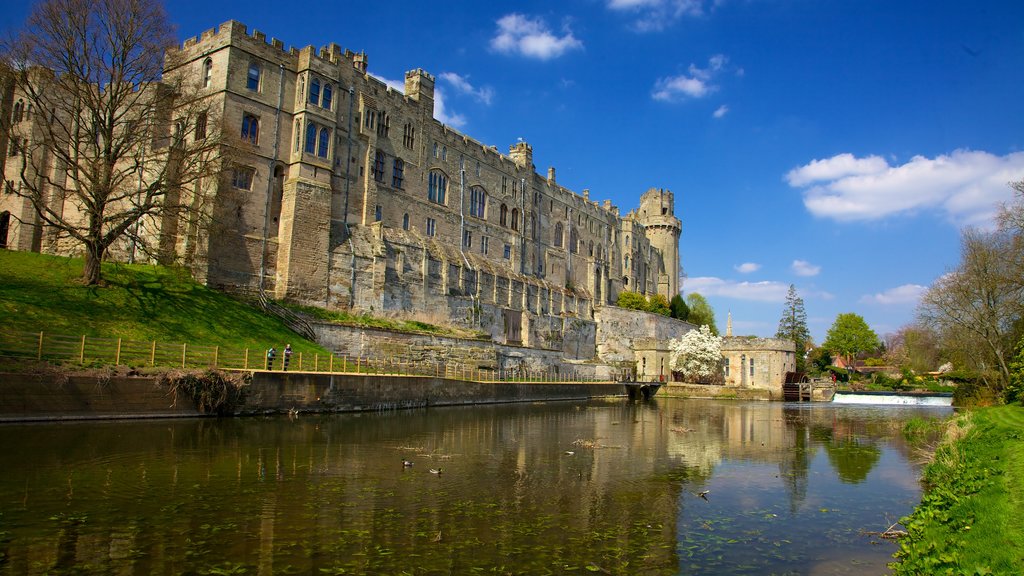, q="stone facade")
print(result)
[721,336,797,394]
[1,20,687,371]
